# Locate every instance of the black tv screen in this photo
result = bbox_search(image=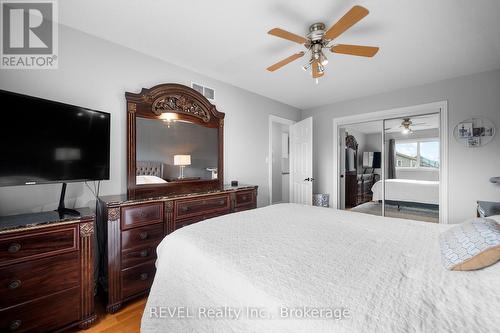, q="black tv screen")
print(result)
[0,90,110,187]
